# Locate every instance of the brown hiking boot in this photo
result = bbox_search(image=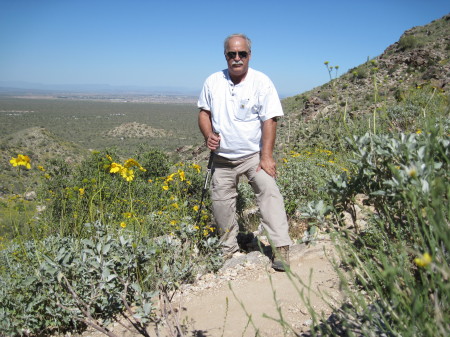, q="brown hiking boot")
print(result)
[272,245,290,272]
